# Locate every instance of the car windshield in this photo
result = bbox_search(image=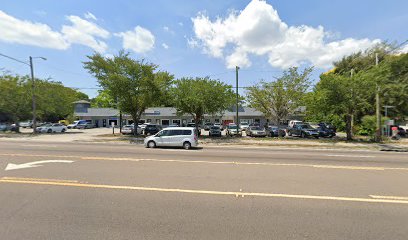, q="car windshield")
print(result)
[228,125,238,129]
[252,127,263,130]
[210,126,220,130]
[300,124,312,129]
[269,126,278,130]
